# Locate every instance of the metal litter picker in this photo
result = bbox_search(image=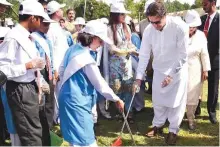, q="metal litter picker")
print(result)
[111,83,140,146]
